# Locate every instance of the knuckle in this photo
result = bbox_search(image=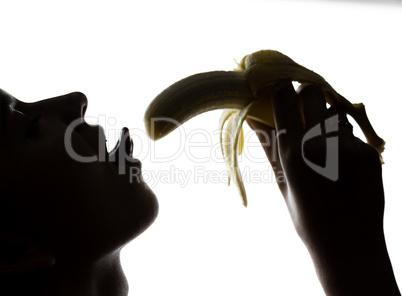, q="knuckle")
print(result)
[297,84,323,99]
